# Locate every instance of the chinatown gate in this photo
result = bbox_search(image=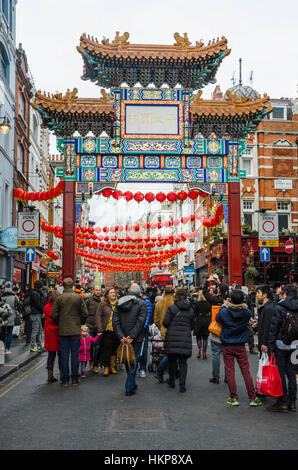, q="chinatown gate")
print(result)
[32,32,273,285]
